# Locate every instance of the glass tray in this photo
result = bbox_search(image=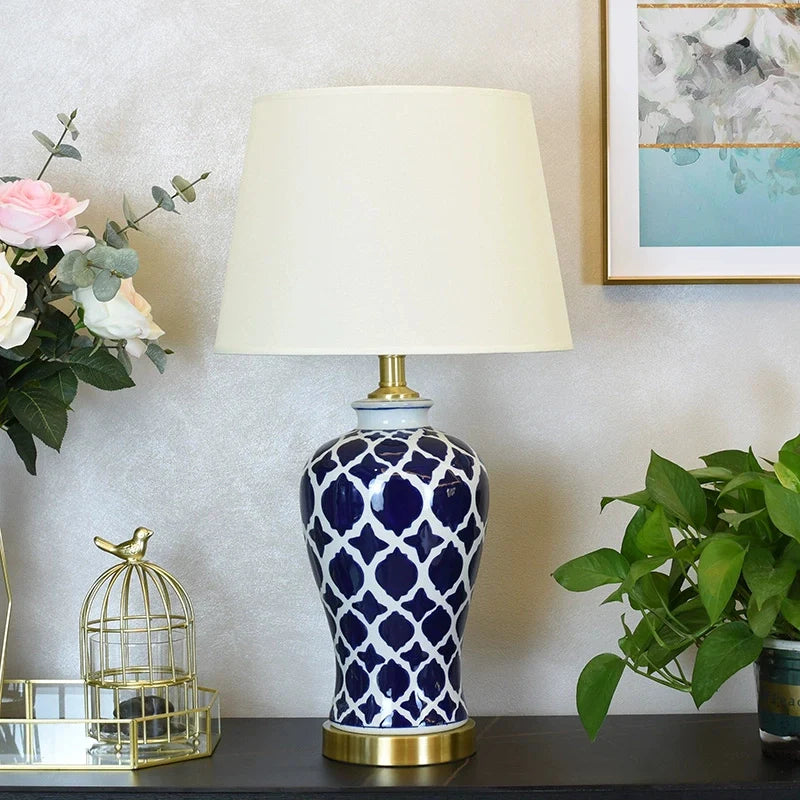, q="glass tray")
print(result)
[0,679,221,770]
